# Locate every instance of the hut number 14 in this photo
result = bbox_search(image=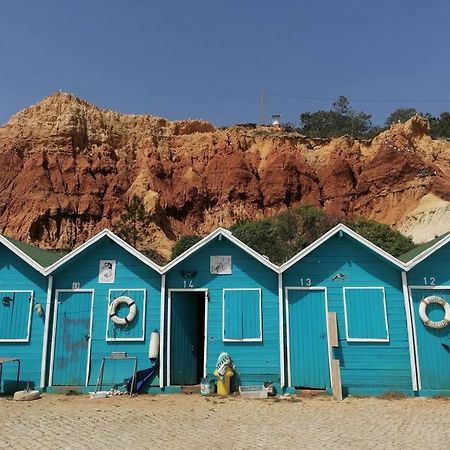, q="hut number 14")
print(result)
[183,280,194,288]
